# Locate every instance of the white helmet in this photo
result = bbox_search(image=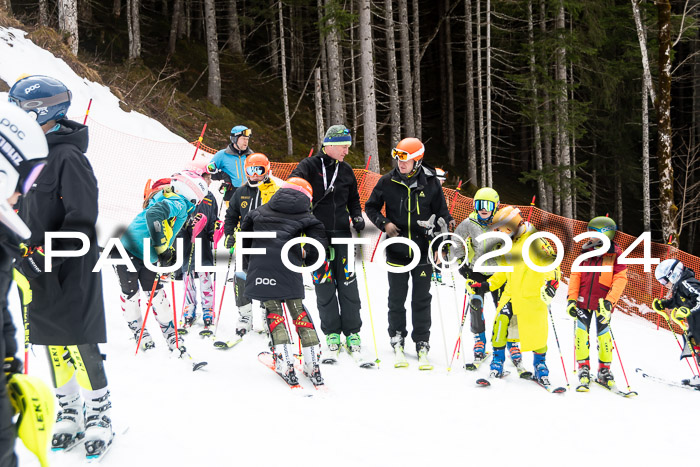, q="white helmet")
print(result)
[0,102,49,238]
[655,259,684,287]
[171,172,207,205]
